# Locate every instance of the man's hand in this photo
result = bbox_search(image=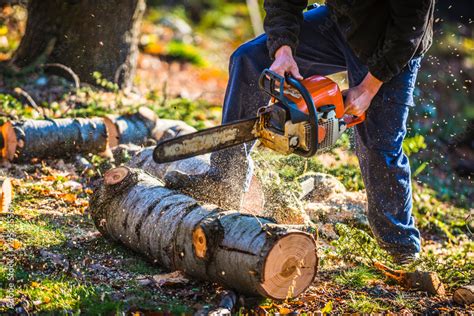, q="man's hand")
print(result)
[270,45,303,80]
[344,72,383,117]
